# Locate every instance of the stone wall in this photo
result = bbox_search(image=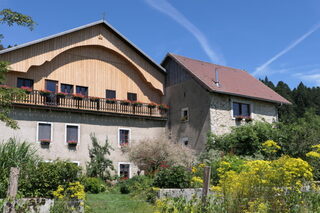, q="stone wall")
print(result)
[0,108,166,176]
[210,93,278,135]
